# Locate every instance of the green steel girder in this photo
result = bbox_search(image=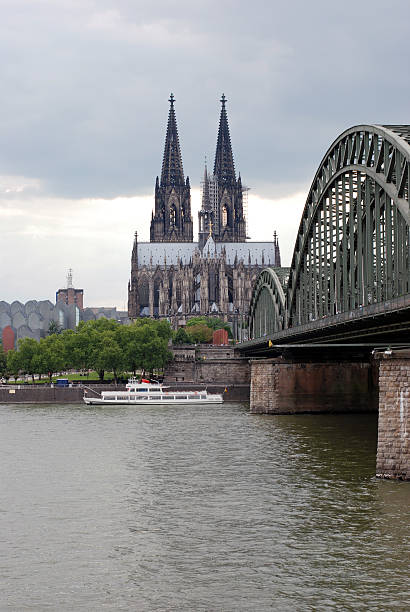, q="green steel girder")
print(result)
[248,125,410,340]
[249,268,286,338]
[286,125,410,328]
